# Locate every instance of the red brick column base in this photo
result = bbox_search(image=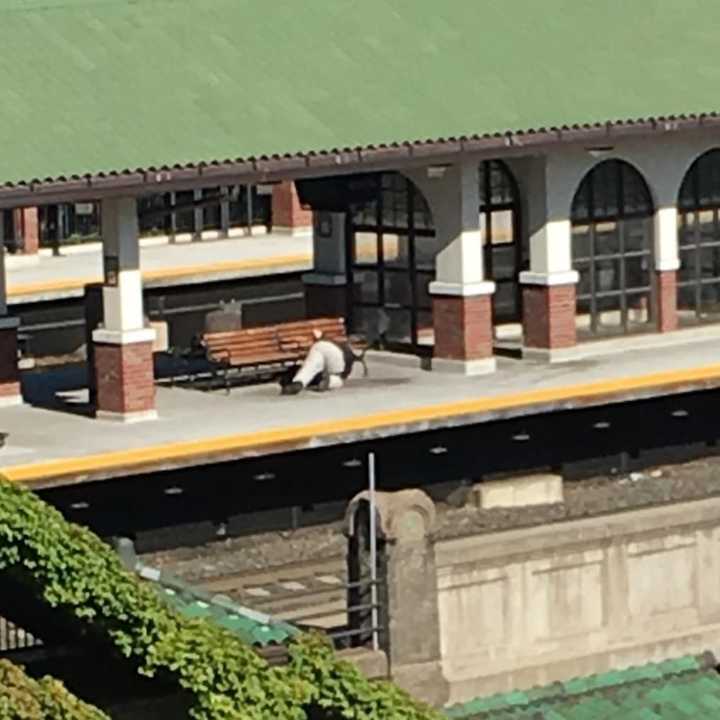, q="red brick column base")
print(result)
[432,294,495,374]
[13,208,39,255]
[0,320,21,406]
[272,181,313,234]
[94,341,156,421]
[522,283,577,350]
[656,270,678,333]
